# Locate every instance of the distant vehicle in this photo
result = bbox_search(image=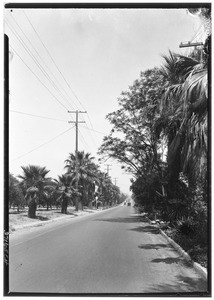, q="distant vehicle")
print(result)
[127,203,131,206]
